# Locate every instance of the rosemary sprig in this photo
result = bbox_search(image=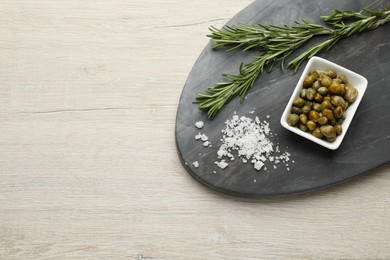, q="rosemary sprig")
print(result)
[288,5,390,69]
[195,1,390,119]
[196,21,333,118]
